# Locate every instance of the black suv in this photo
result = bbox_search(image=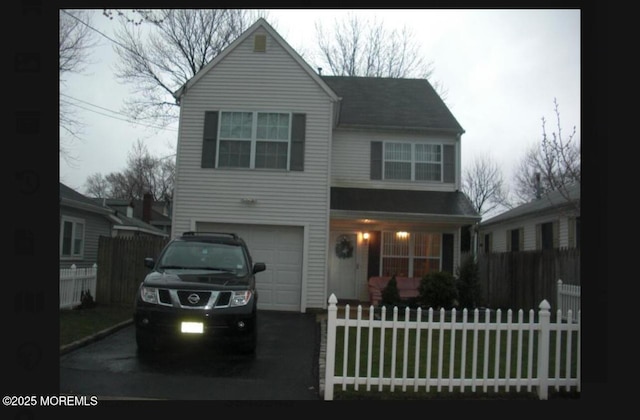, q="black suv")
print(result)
[134,231,265,354]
